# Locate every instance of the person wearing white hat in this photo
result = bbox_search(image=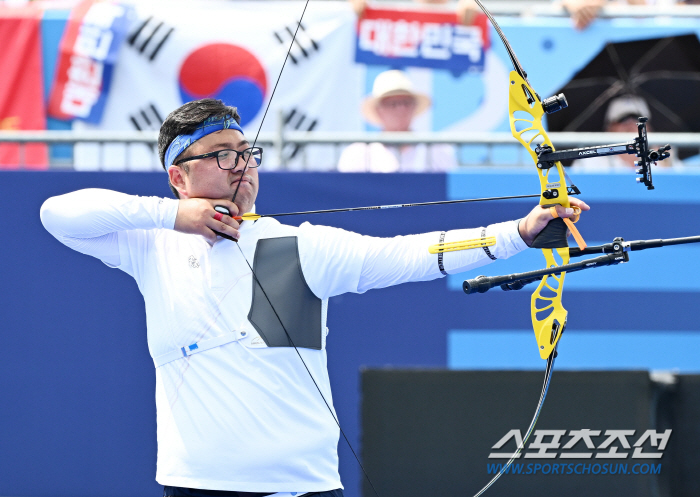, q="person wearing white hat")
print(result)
[337,70,458,172]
